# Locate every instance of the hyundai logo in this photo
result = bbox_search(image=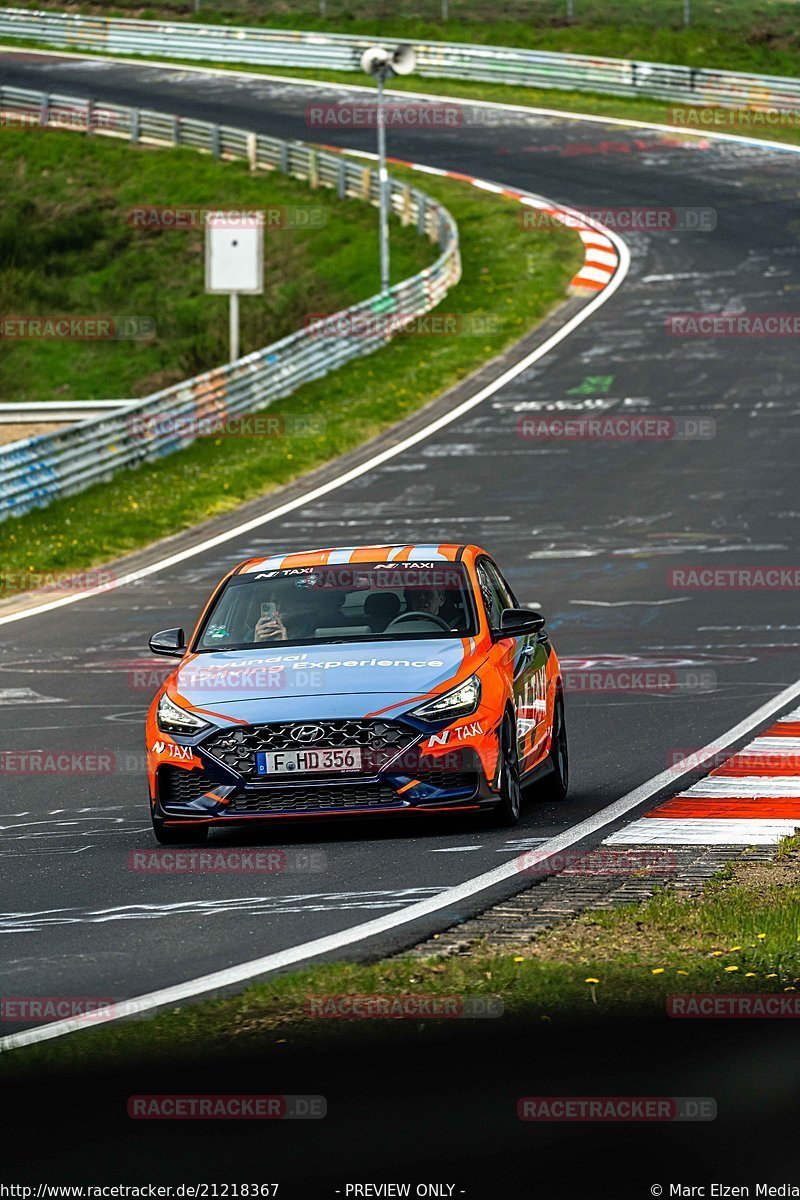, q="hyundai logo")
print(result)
[289,724,325,744]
